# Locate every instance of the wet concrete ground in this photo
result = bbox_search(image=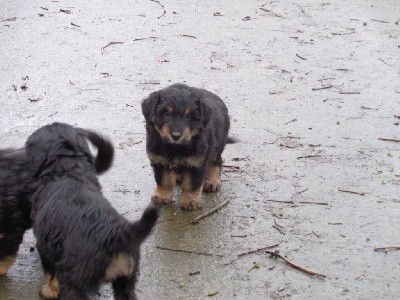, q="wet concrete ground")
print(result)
[1,0,399,299]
